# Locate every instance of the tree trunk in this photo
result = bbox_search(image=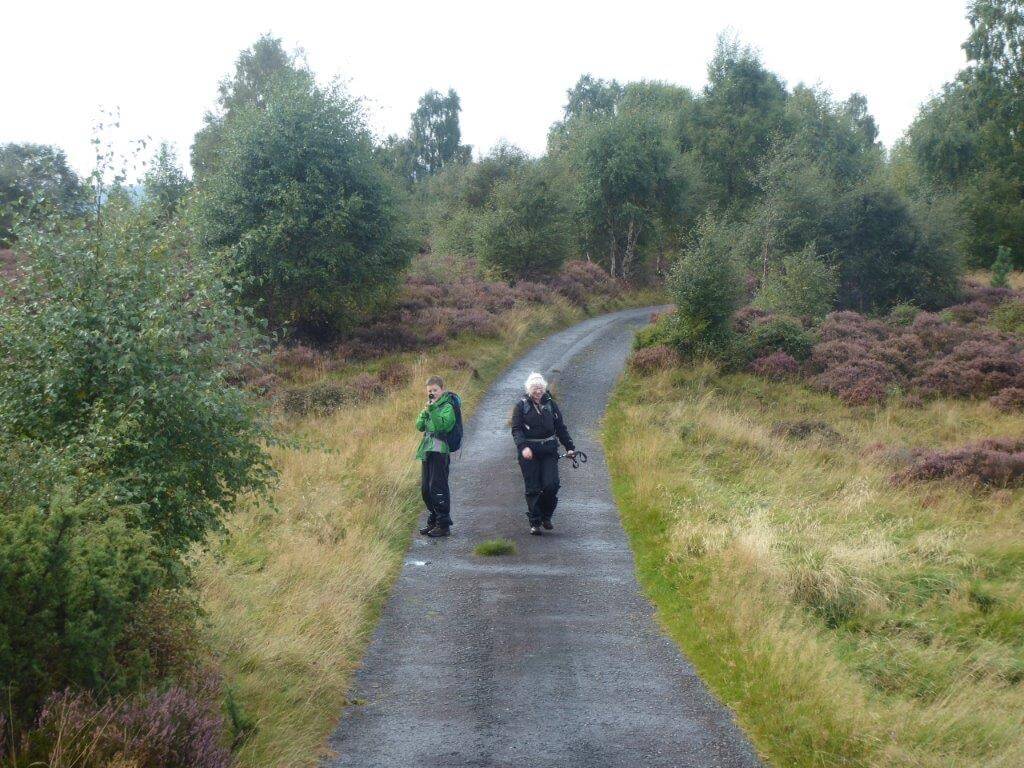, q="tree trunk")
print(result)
[621,220,638,279]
